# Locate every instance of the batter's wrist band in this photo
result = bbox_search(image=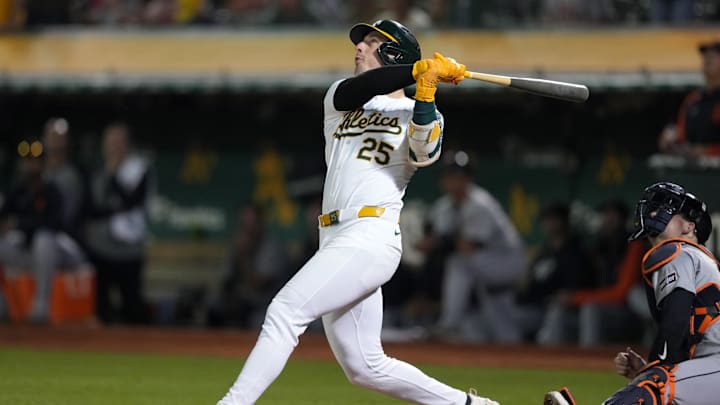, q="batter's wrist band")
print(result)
[413,100,437,125]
